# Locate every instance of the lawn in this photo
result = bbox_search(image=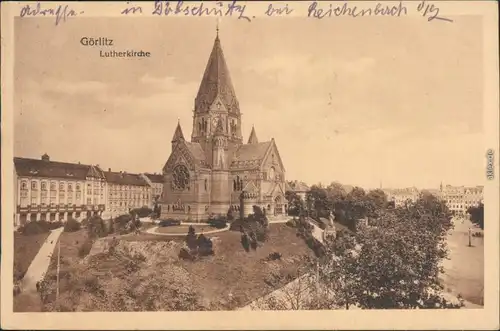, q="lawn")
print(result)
[44,229,89,281]
[14,231,50,281]
[440,219,484,306]
[156,225,209,234]
[179,224,312,309]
